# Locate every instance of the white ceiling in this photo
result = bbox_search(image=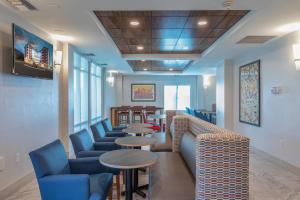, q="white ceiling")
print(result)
[1,0,300,75]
